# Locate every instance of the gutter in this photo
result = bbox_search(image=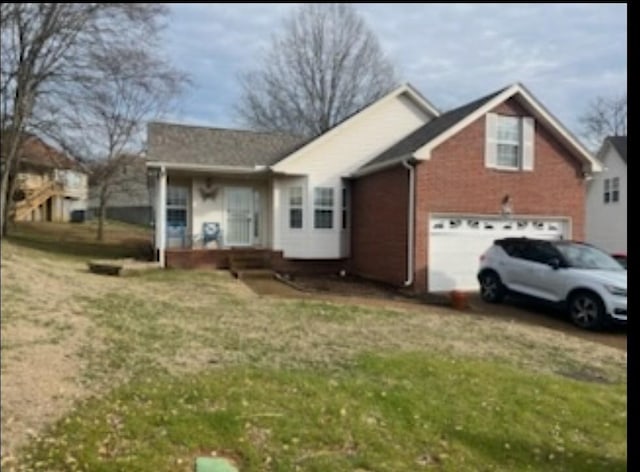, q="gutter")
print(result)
[401,158,415,287]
